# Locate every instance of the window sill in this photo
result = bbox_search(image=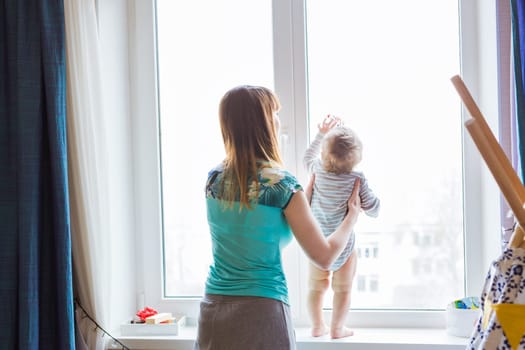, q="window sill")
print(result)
[115,326,469,350]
